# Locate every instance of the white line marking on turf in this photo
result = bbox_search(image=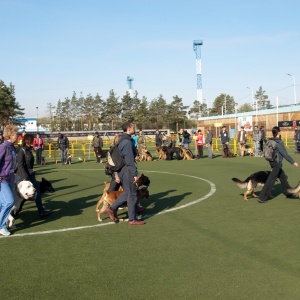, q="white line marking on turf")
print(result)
[1,170,216,239]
